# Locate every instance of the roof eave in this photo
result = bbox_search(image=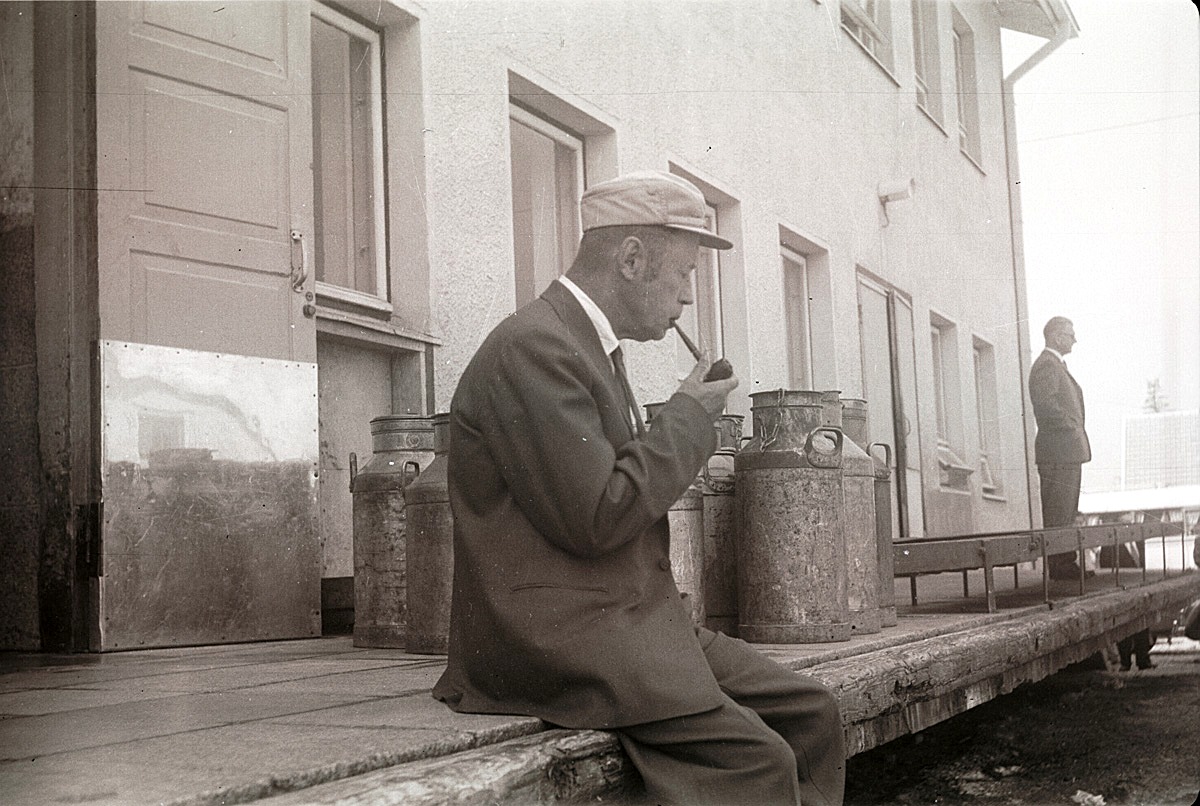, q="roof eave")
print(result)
[999,0,1081,40]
